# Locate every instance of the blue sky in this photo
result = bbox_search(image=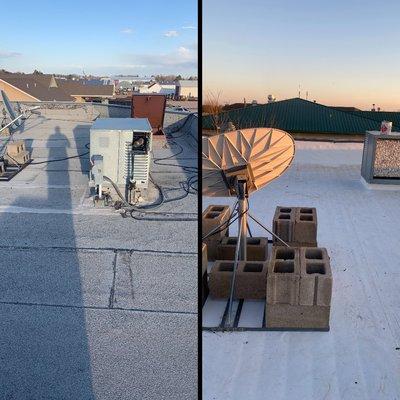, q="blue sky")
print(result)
[204,0,400,110]
[0,0,197,77]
